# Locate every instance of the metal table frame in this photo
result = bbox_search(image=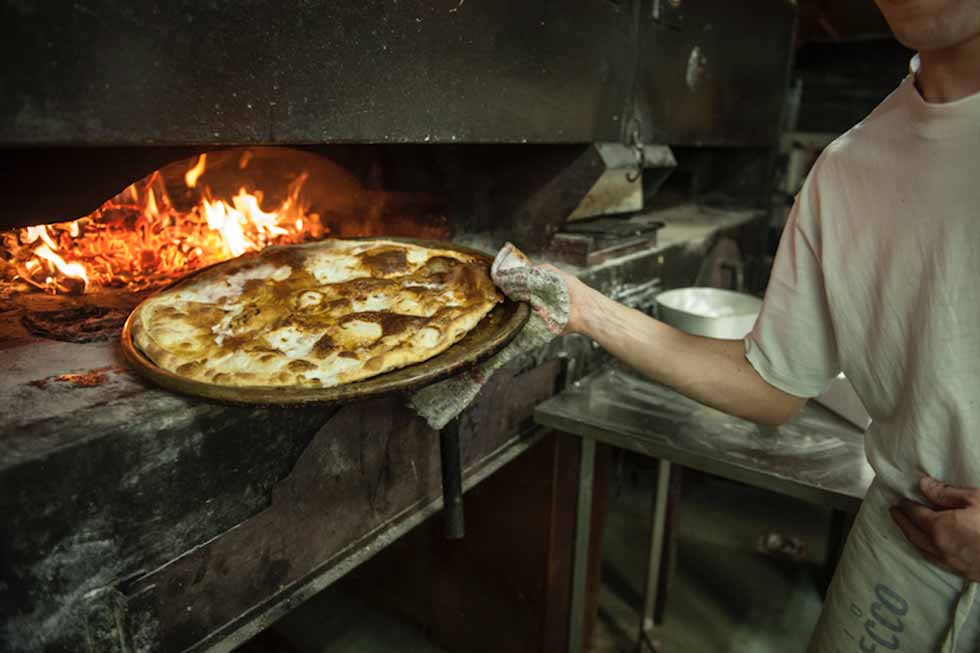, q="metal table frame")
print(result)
[537,365,871,653]
[569,440,674,653]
